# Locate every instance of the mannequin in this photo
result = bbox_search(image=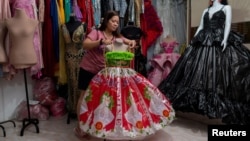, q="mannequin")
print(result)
[163,35,176,43]
[195,0,231,51]
[78,37,174,141]
[147,35,180,87]
[5,8,38,69]
[65,15,83,39]
[158,0,250,125]
[105,38,129,52]
[61,15,86,116]
[0,21,8,63]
